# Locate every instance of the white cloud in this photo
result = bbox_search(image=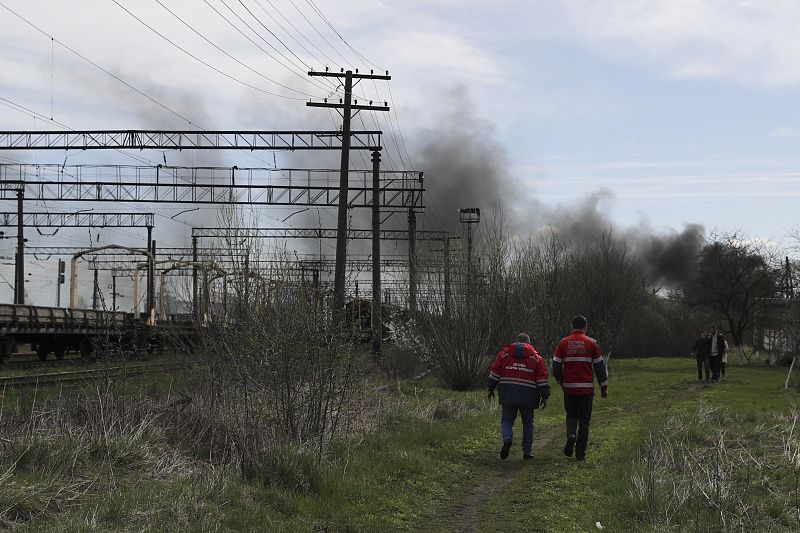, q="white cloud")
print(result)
[533,0,800,87]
